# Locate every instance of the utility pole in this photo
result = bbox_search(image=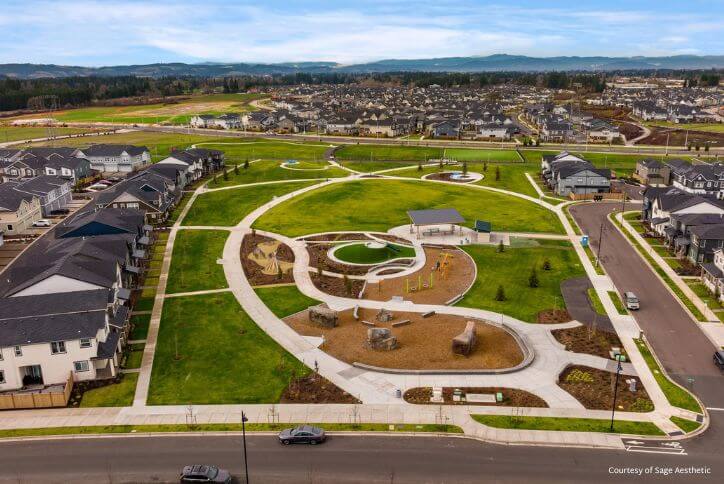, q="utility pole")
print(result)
[242,411,249,484]
[596,221,605,267]
[610,357,623,431]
